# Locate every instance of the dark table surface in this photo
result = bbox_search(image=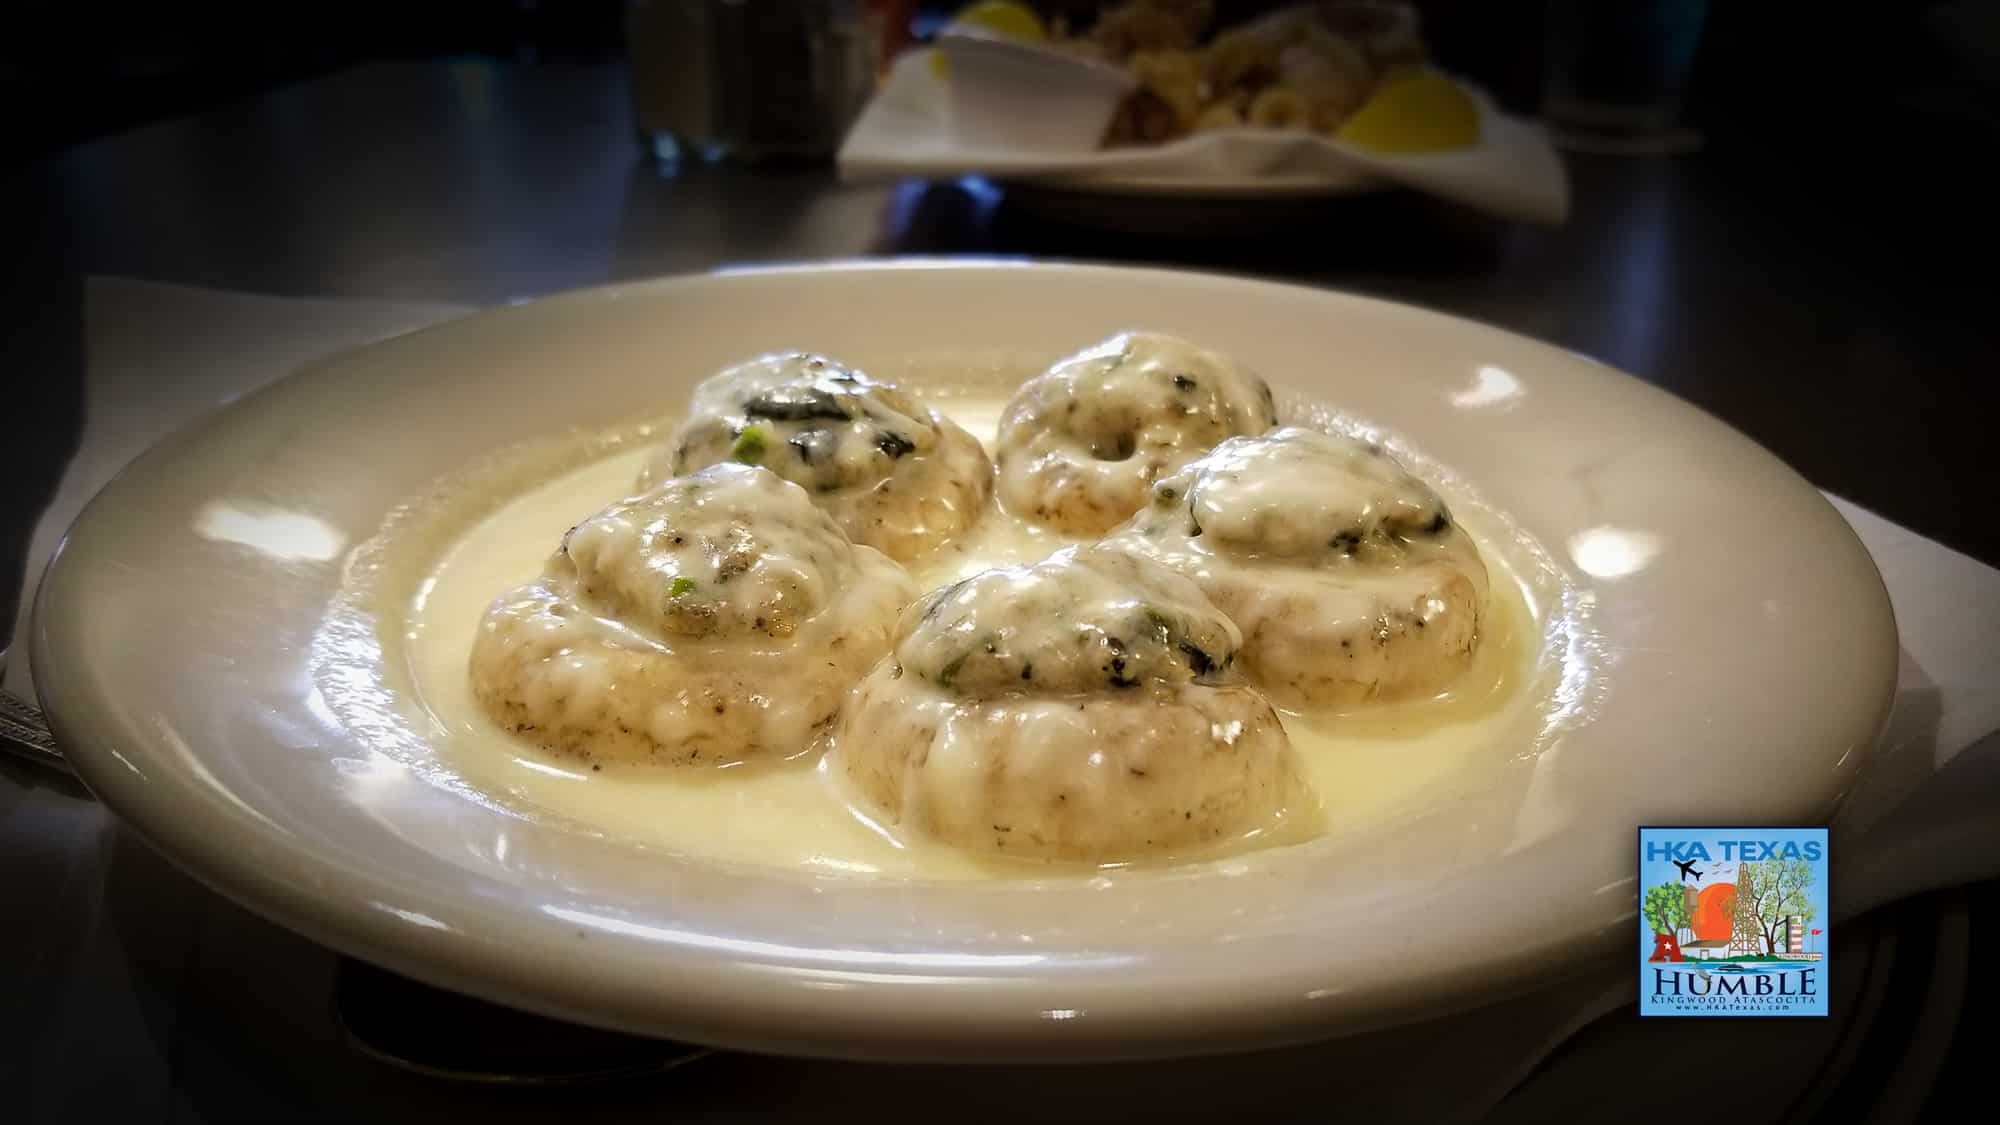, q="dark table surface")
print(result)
[3,57,1996,1120]
[8,58,2000,637]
